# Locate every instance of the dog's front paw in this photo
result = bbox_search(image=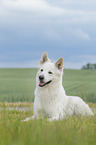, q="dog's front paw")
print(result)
[22,115,35,122]
[47,116,59,122]
[47,118,53,122]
